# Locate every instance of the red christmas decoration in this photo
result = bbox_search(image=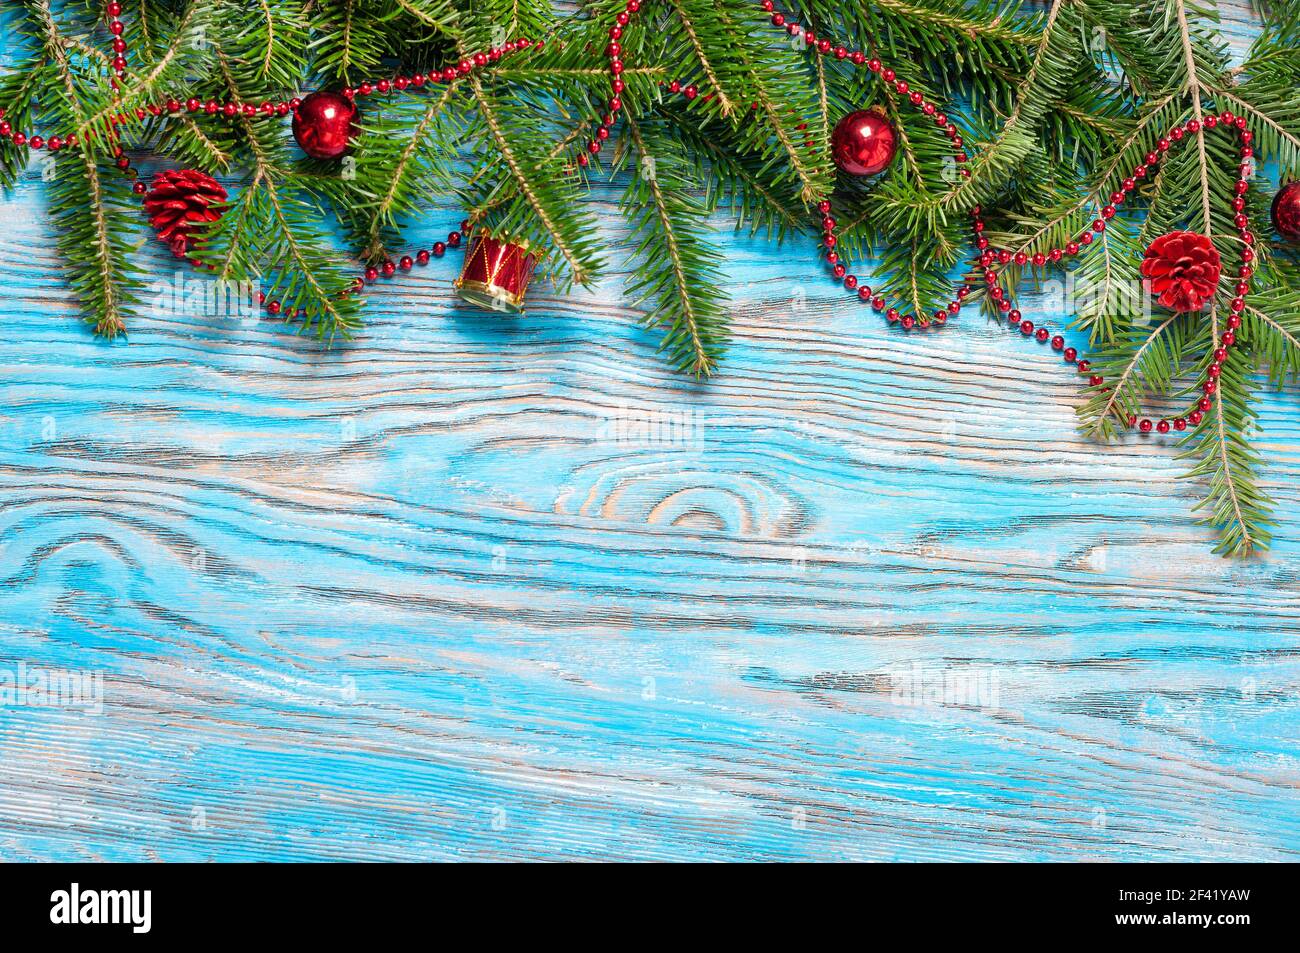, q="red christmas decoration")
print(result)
[1140,231,1222,313]
[292,91,358,160]
[1271,181,1300,241]
[455,231,538,313]
[831,108,897,176]
[144,169,227,259]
